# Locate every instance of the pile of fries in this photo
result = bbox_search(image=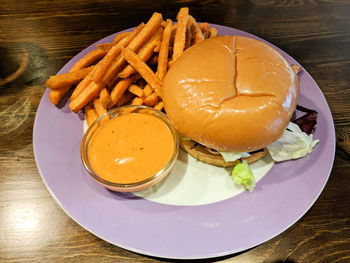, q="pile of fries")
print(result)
[46,7,218,127]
